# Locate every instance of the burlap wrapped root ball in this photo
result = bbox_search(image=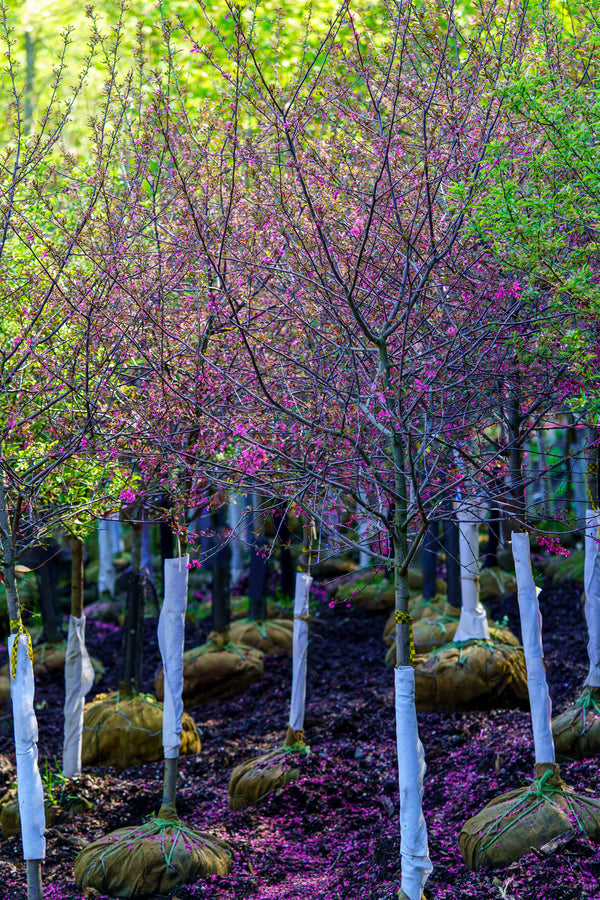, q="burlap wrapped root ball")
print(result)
[0,775,95,837]
[0,785,58,837]
[74,814,232,898]
[383,599,453,644]
[413,638,528,712]
[155,634,264,707]
[552,686,600,760]
[228,619,294,655]
[385,615,519,667]
[479,567,517,600]
[82,692,201,768]
[229,729,309,811]
[459,764,600,870]
[0,641,104,681]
